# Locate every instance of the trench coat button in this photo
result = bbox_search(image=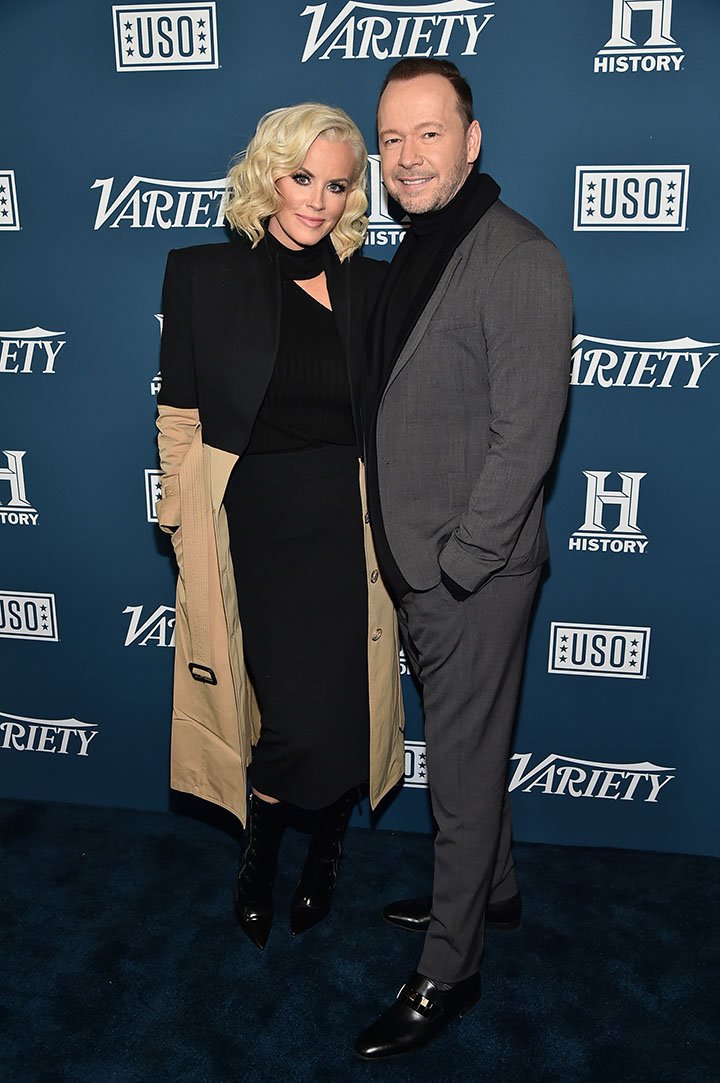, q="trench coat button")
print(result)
[370,570,379,583]
[371,628,383,641]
